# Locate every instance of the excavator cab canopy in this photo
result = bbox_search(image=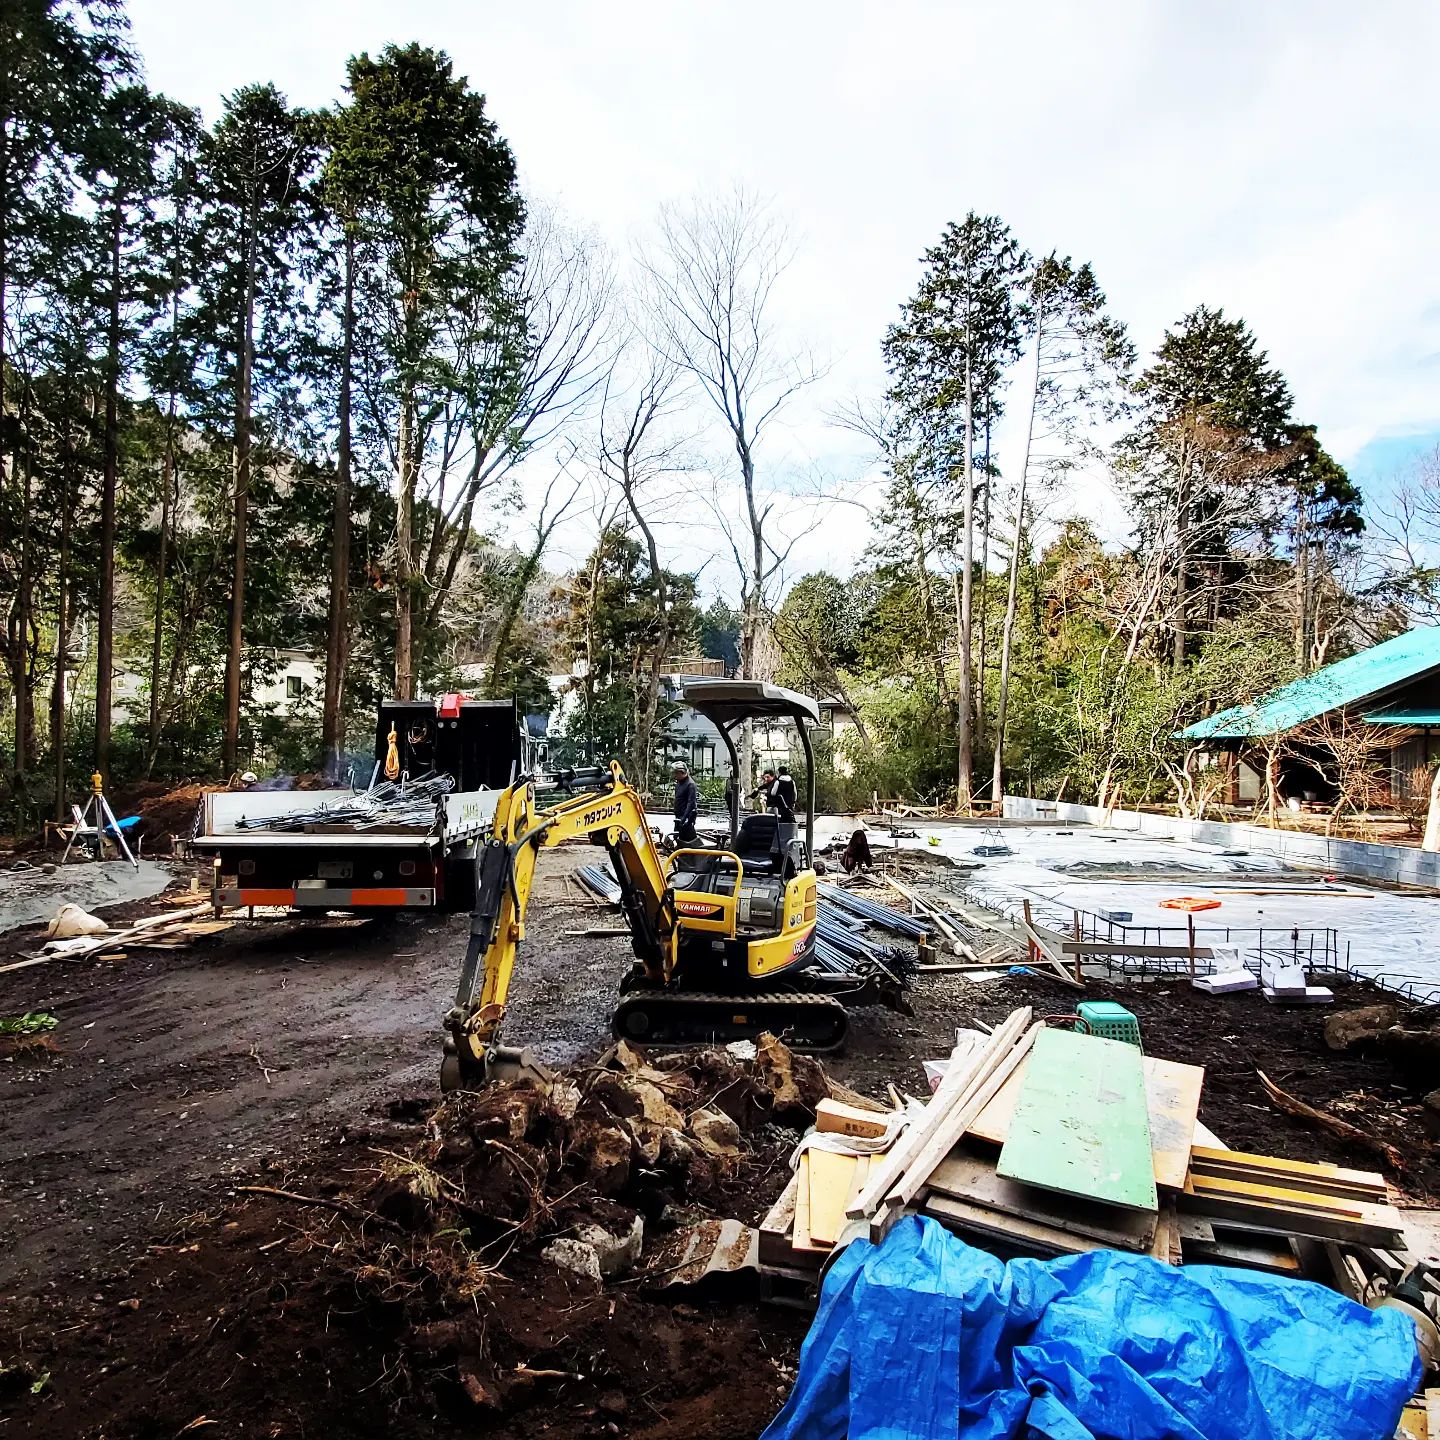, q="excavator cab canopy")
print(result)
[681,680,822,861]
[680,680,822,730]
